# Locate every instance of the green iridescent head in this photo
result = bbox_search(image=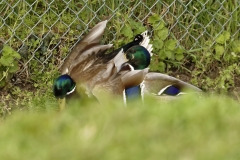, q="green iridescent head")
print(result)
[125,45,151,69]
[53,74,76,99]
